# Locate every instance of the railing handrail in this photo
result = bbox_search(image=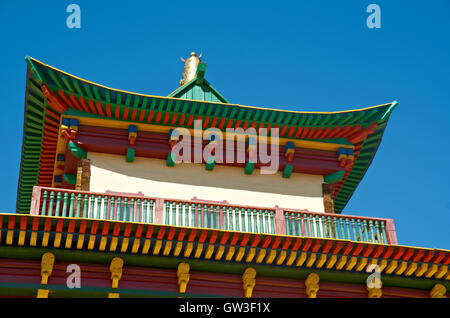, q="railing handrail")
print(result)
[30,186,397,244]
[33,186,391,222]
